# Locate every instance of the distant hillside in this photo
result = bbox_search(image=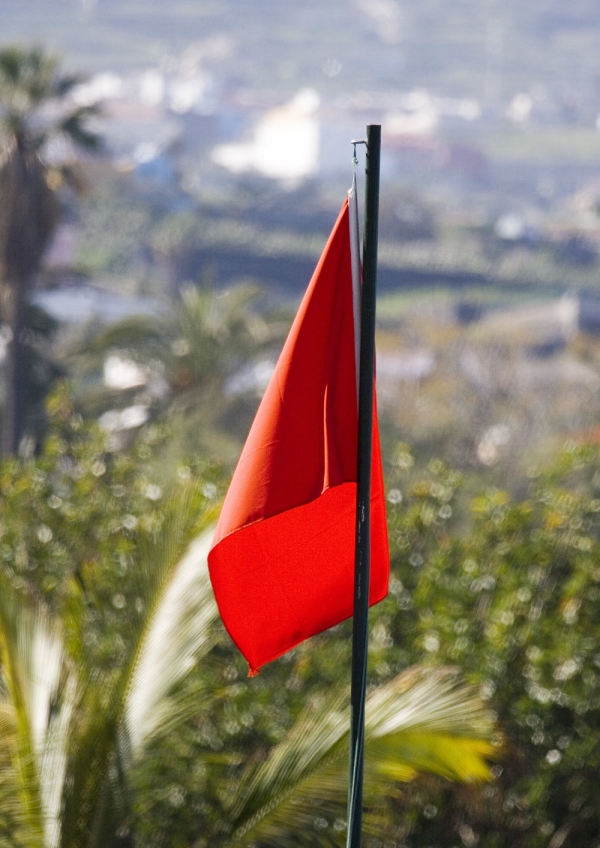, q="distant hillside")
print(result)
[2,0,600,114]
